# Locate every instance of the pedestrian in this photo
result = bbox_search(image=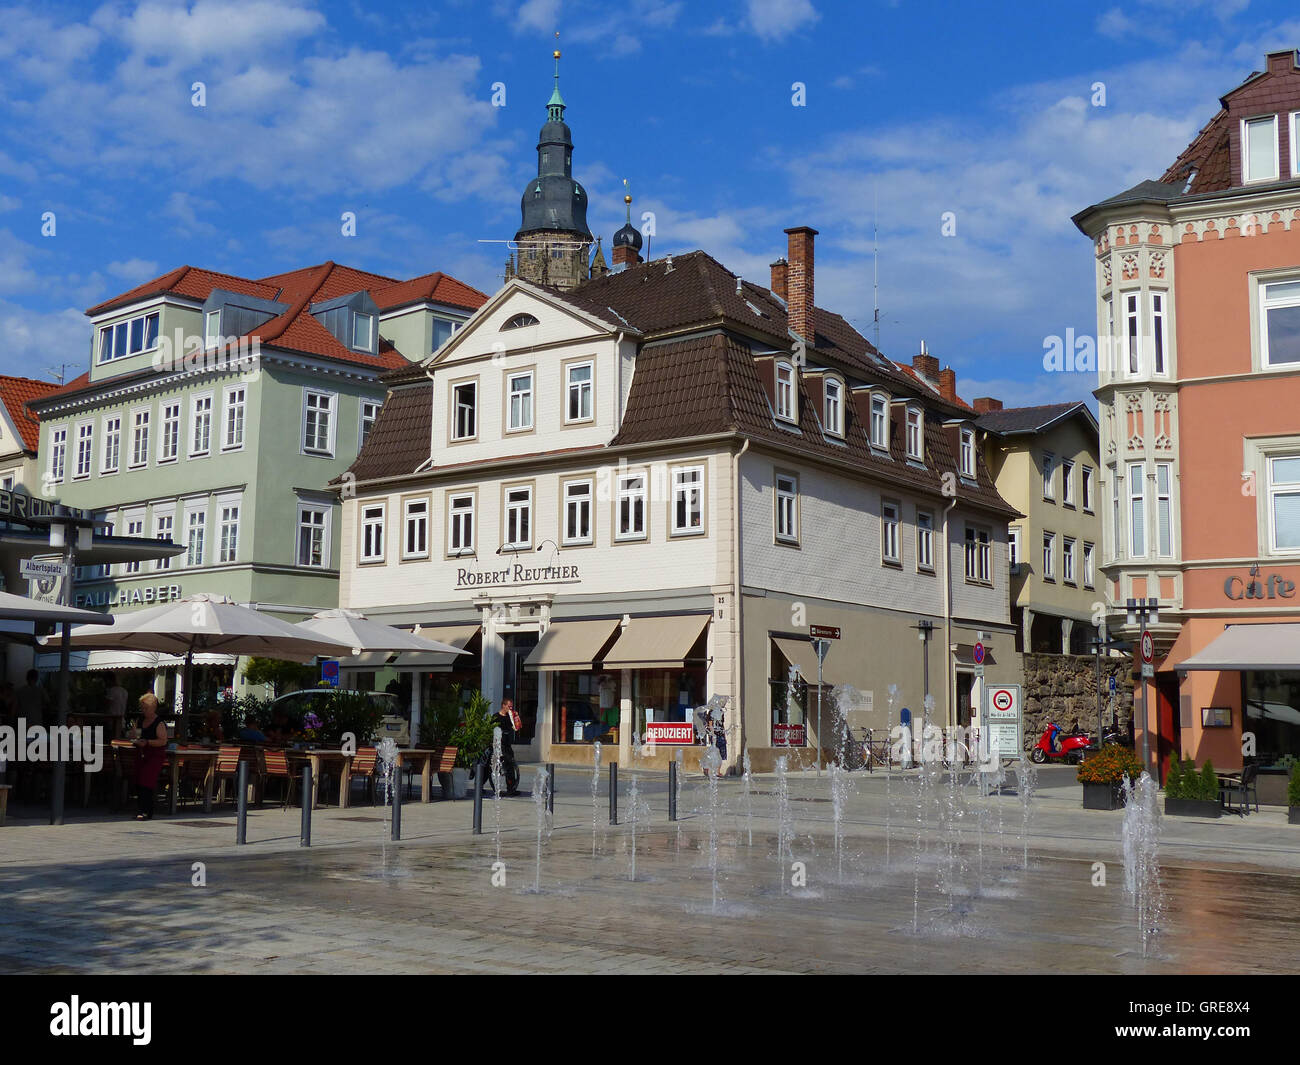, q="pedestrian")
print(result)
[489,698,521,796]
[104,672,128,739]
[15,669,48,728]
[132,693,169,821]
